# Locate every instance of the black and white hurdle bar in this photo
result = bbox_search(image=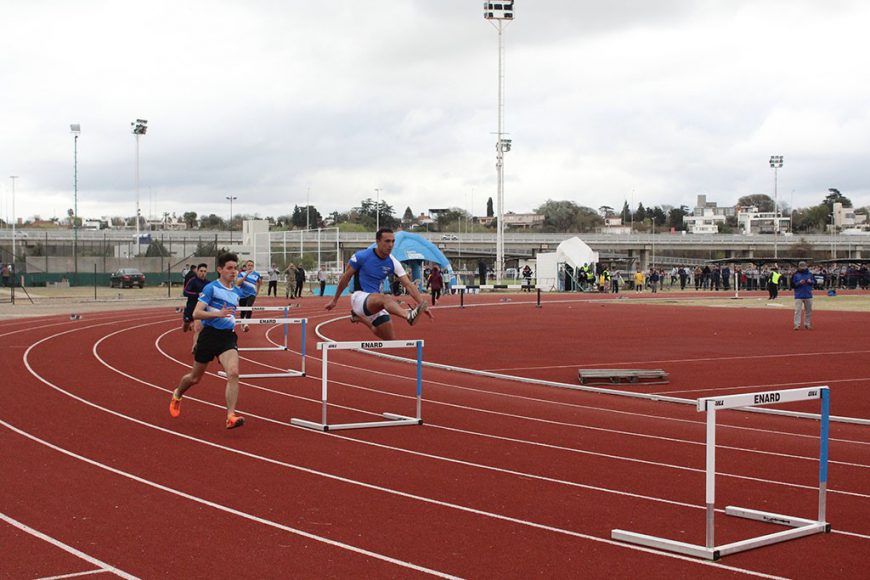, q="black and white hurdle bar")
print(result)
[612,386,830,560]
[290,339,424,431]
[236,305,300,351]
[452,285,542,309]
[219,315,307,379]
